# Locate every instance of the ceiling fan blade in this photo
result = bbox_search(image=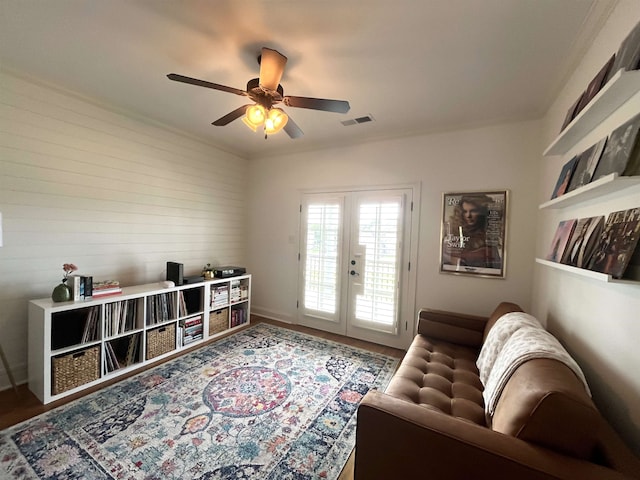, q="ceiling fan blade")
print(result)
[167,73,247,96]
[259,47,287,91]
[212,104,252,126]
[283,96,350,114]
[283,115,304,139]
